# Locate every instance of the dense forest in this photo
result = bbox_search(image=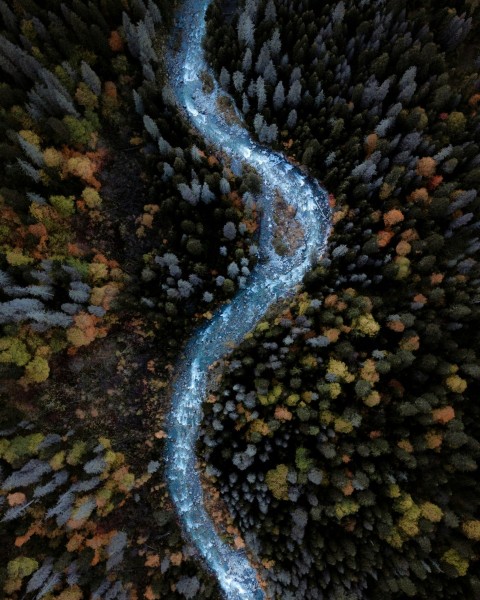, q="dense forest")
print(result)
[200,0,480,598]
[0,0,479,599]
[0,0,260,597]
